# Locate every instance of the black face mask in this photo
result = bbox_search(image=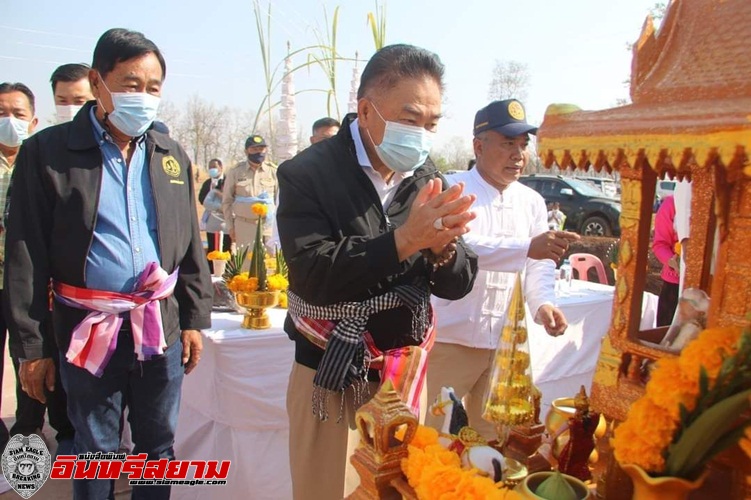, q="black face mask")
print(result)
[248,152,266,164]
